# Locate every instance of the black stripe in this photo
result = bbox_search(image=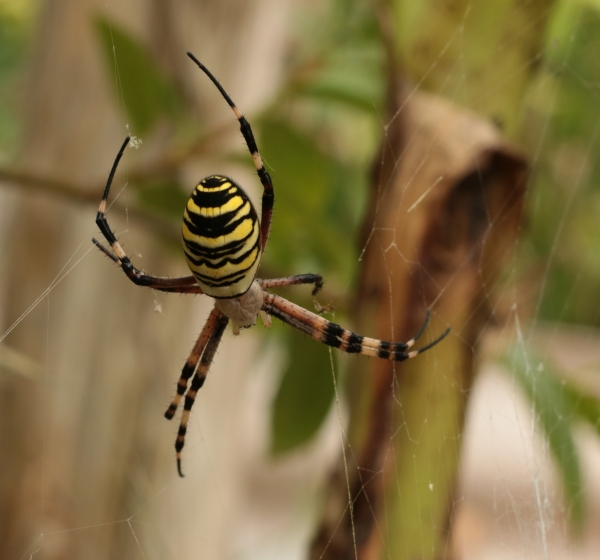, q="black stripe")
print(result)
[182,226,255,258]
[191,187,244,208]
[324,322,344,337]
[184,205,254,238]
[184,239,259,269]
[191,188,240,209]
[392,350,408,362]
[183,212,256,239]
[346,333,363,354]
[194,273,248,288]
[258,168,273,190]
[184,204,256,237]
[198,175,233,189]
[165,404,177,419]
[323,322,344,348]
[377,342,408,359]
[239,117,258,154]
[175,430,186,452]
[192,256,258,283]
[192,268,252,286]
